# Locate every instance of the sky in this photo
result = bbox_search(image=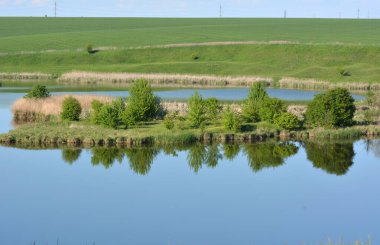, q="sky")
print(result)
[0,0,378,18]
